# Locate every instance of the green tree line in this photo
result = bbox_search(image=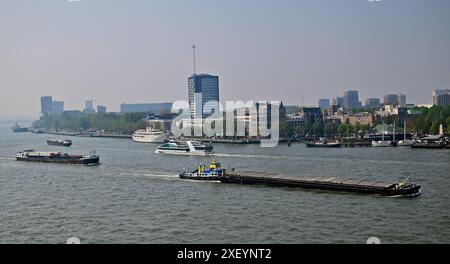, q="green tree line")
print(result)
[33,112,148,134]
